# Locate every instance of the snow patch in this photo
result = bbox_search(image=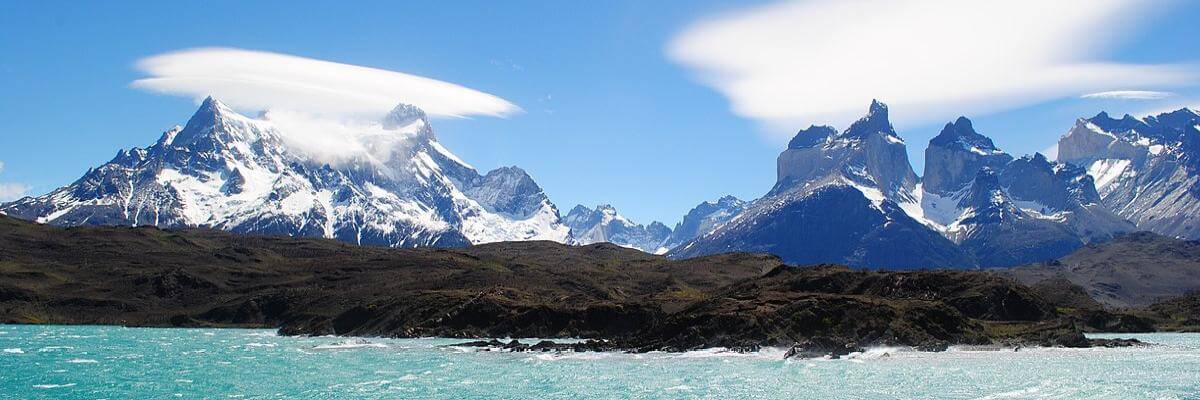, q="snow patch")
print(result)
[1087,159,1132,192]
